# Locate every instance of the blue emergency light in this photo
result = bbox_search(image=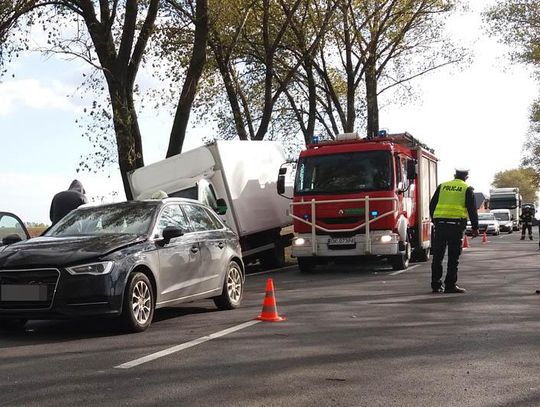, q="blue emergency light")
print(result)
[371,210,379,217]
